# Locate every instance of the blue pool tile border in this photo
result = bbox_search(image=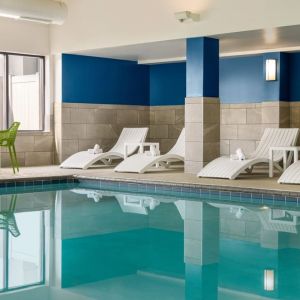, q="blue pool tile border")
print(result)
[0,177,79,194]
[0,175,299,208]
[76,177,300,208]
